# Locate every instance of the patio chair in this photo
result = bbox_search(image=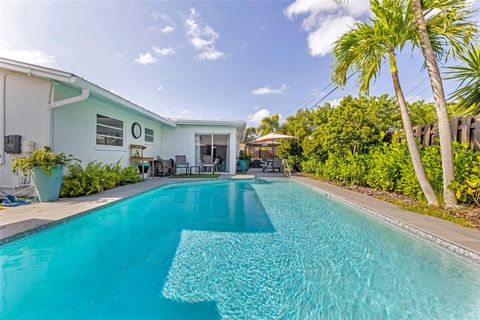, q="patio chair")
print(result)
[272,157,283,172]
[175,155,189,175]
[155,159,173,176]
[202,155,220,173]
[263,158,283,172]
[261,158,272,172]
